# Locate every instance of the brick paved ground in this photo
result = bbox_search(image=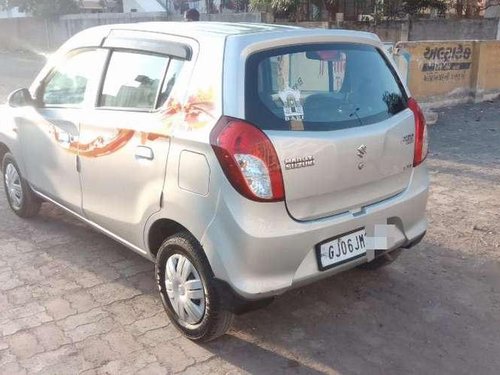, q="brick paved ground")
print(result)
[0,53,499,374]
